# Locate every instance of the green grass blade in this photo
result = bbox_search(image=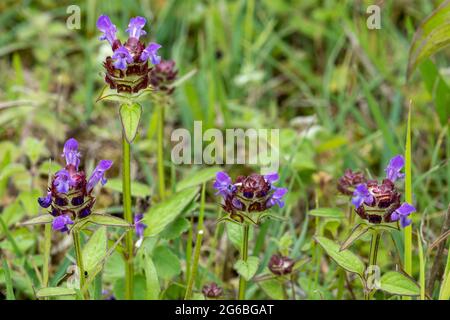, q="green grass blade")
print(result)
[2,258,15,300]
